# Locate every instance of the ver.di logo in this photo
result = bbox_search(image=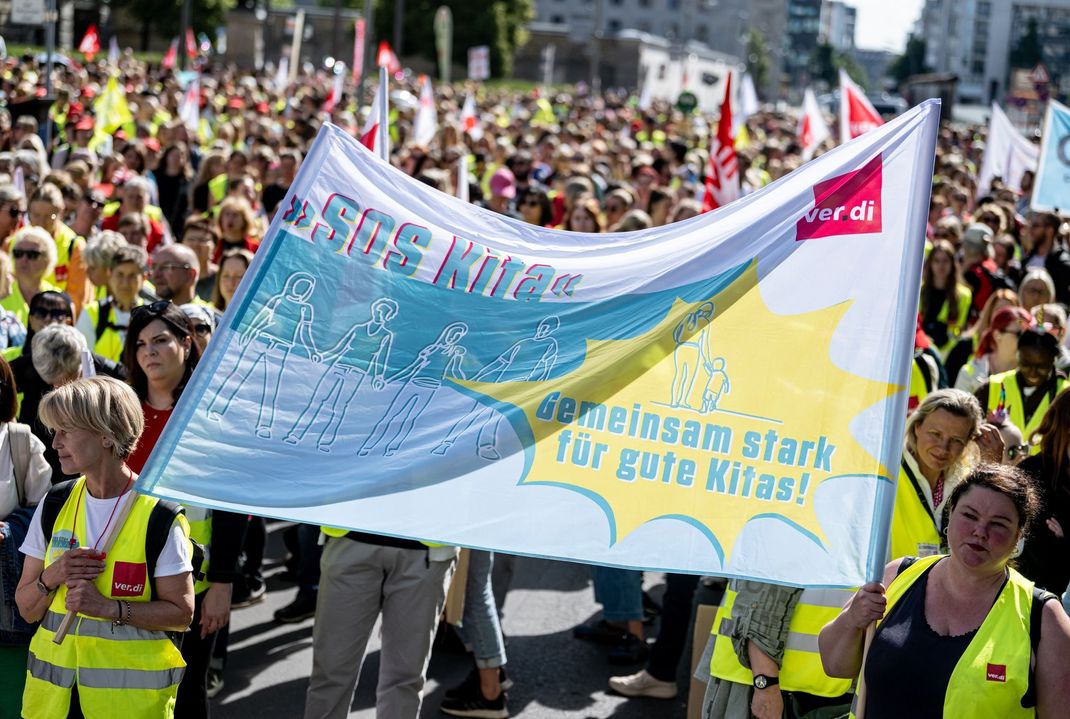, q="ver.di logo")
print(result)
[796,154,884,241]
